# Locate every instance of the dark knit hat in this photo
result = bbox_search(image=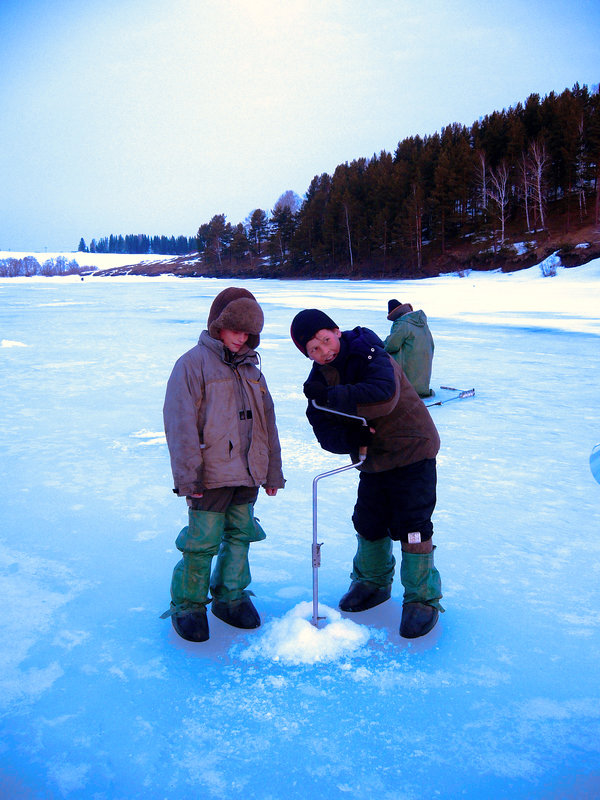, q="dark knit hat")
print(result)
[208,287,264,349]
[290,308,338,356]
[387,299,413,321]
